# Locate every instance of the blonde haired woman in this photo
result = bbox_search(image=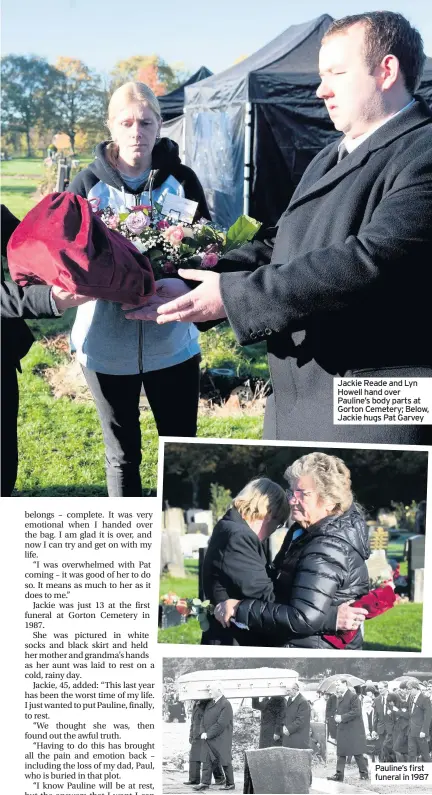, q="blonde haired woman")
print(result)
[214,453,371,649]
[202,478,289,646]
[68,82,209,496]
